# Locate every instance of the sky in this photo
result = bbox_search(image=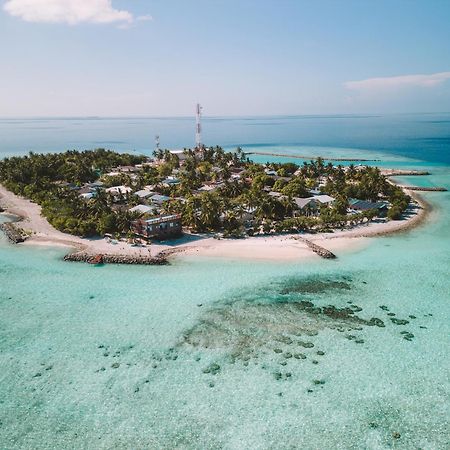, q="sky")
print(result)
[0,0,450,117]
